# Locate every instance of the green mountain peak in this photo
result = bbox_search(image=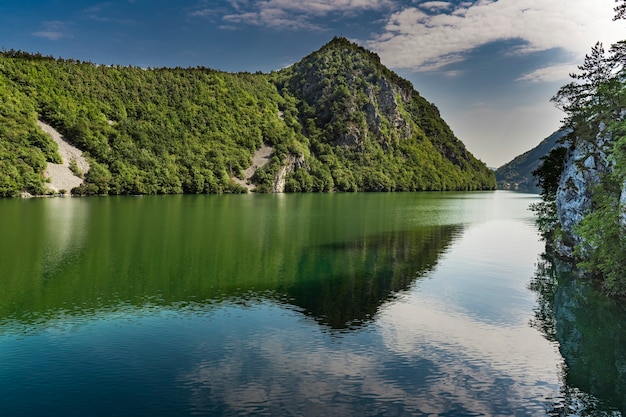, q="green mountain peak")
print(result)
[0,41,495,196]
